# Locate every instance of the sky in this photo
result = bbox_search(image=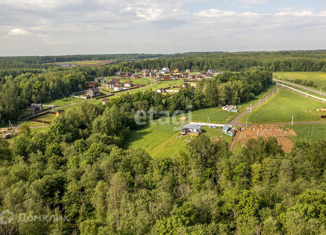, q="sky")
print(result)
[1,0,326,56]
